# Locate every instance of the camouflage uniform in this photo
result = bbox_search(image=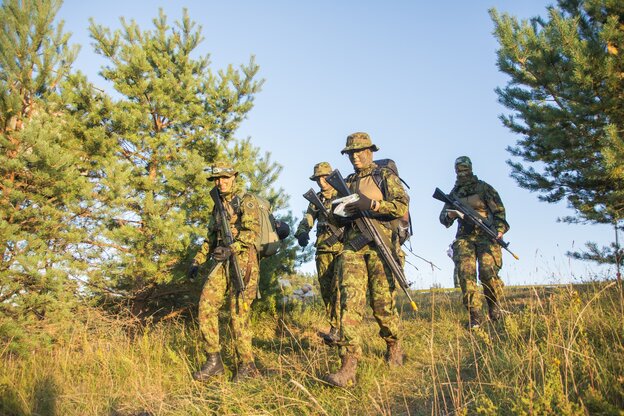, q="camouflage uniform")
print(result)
[295,162,343,332]
[194,162,261,368]
[337,134,408,359]
[439,156,509,323]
